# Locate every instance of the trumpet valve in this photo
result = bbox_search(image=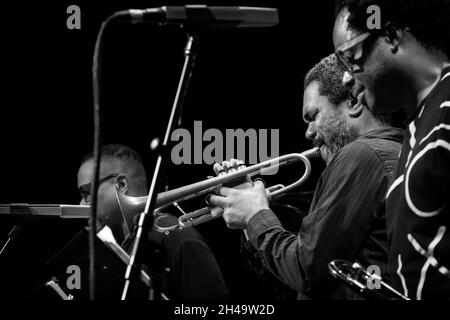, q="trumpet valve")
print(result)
[213,163,226,176]
[237,160,246,170]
